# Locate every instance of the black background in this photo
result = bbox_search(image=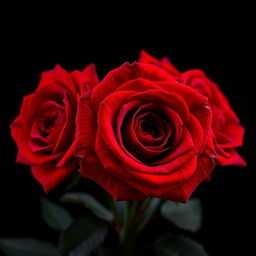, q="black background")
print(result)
[0,6,255,256]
